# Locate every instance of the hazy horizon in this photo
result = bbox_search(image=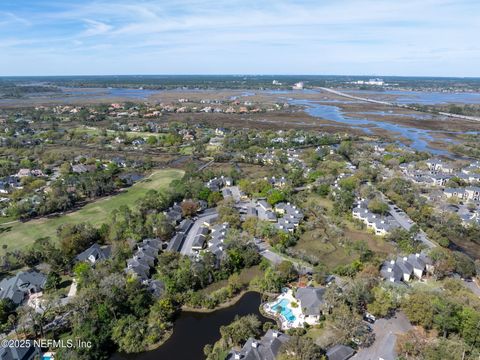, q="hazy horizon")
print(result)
[1,74,480,80]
